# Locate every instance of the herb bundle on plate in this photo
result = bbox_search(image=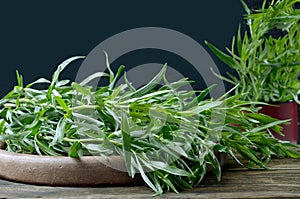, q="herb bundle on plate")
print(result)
[0,56,299,195]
